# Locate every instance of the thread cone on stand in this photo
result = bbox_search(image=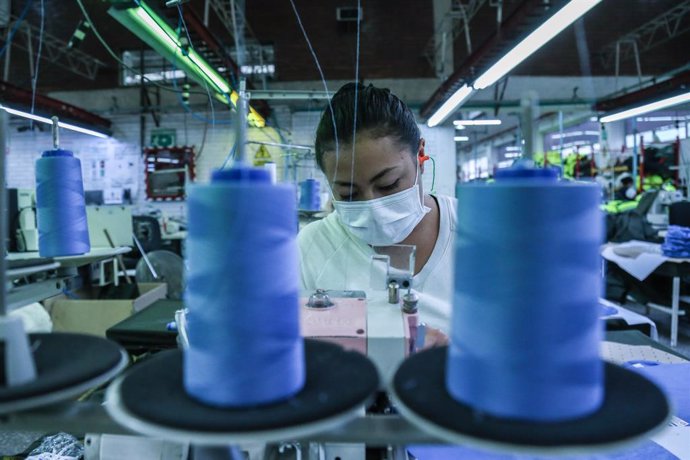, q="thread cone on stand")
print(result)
[448,167,604,422]
[184,167,305,407]
[35,149,90,257]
